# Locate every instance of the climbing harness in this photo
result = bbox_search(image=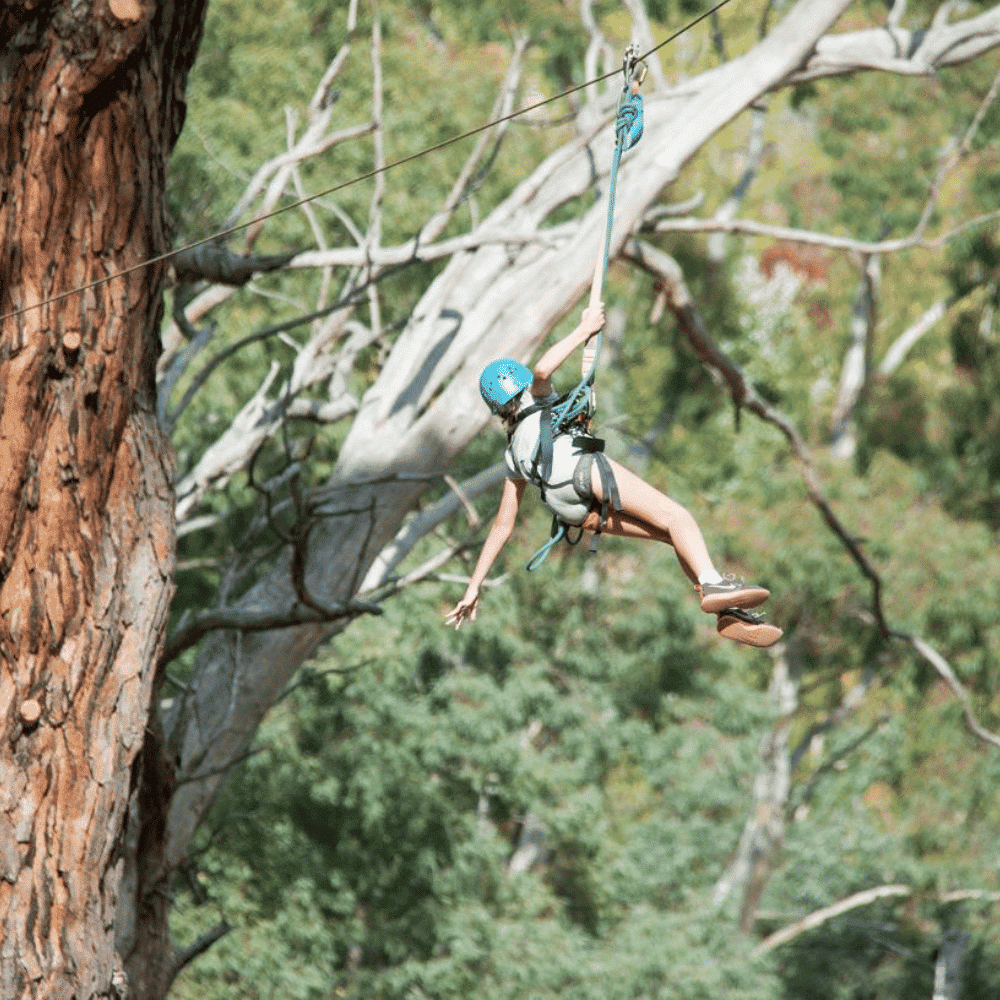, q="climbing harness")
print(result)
[524,49,645,570]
